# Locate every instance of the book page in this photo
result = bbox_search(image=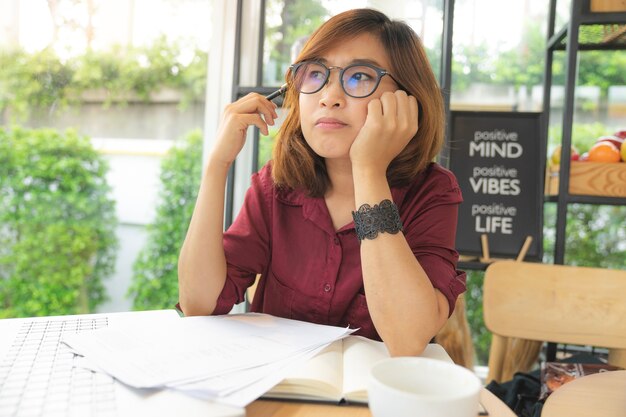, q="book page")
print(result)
[342,339,453,403]
[341,336,390,403]
[264,338,344,402]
